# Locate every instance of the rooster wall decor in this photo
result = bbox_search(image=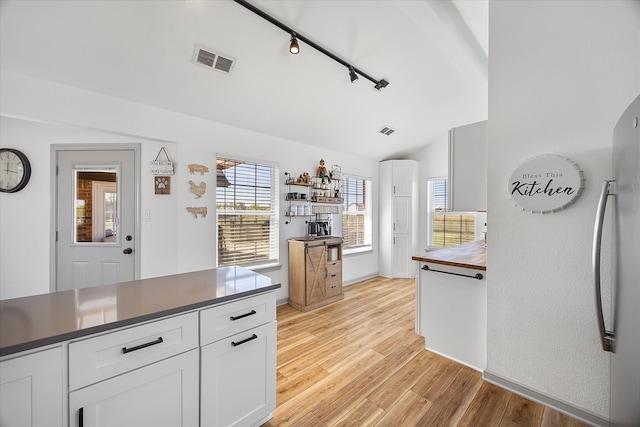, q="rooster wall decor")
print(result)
[189,180,206,198]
